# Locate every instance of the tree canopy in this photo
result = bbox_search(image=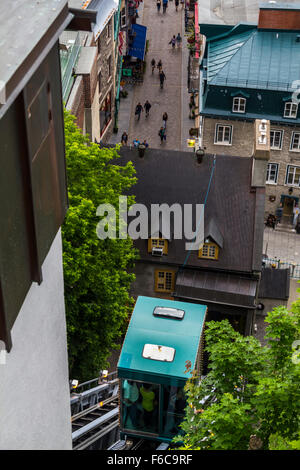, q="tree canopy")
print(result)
[175,300,300,450]
[62,110,137,381]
